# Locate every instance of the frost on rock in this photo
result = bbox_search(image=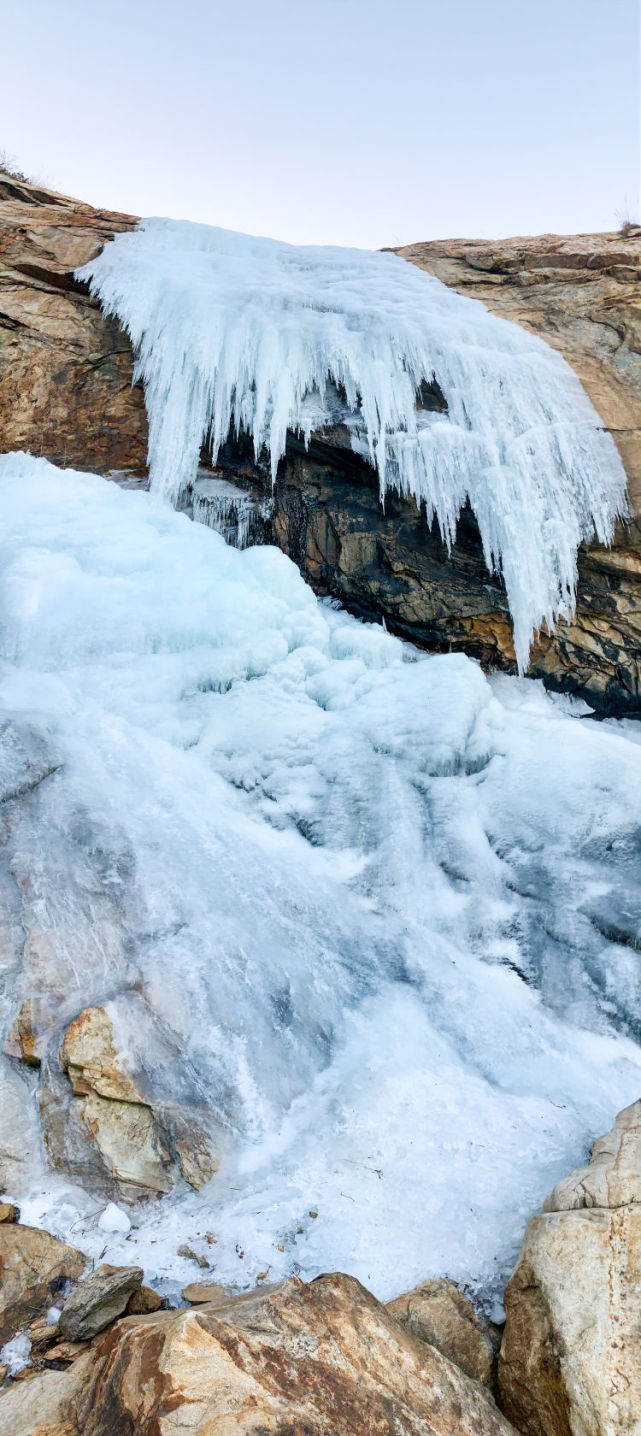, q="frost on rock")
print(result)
[79,219,627,670]
[1,454,641,1303]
